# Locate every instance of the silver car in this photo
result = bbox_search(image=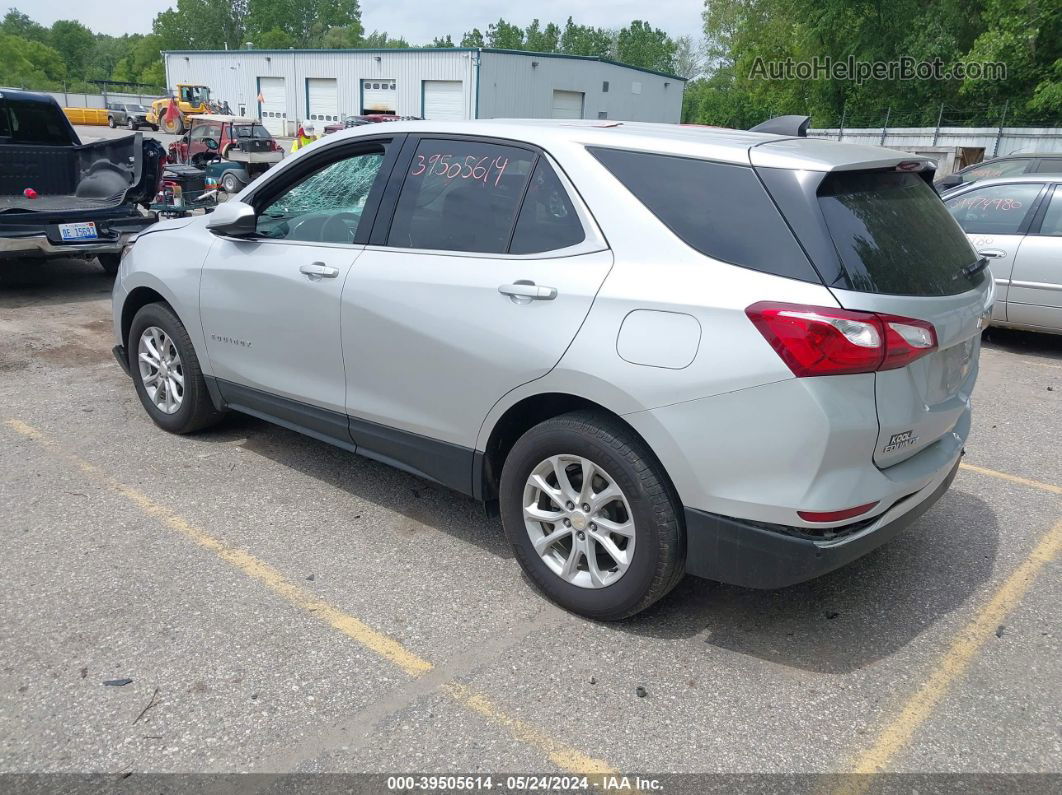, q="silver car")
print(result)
[943,174,1062,334]
[111,120,992,619]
